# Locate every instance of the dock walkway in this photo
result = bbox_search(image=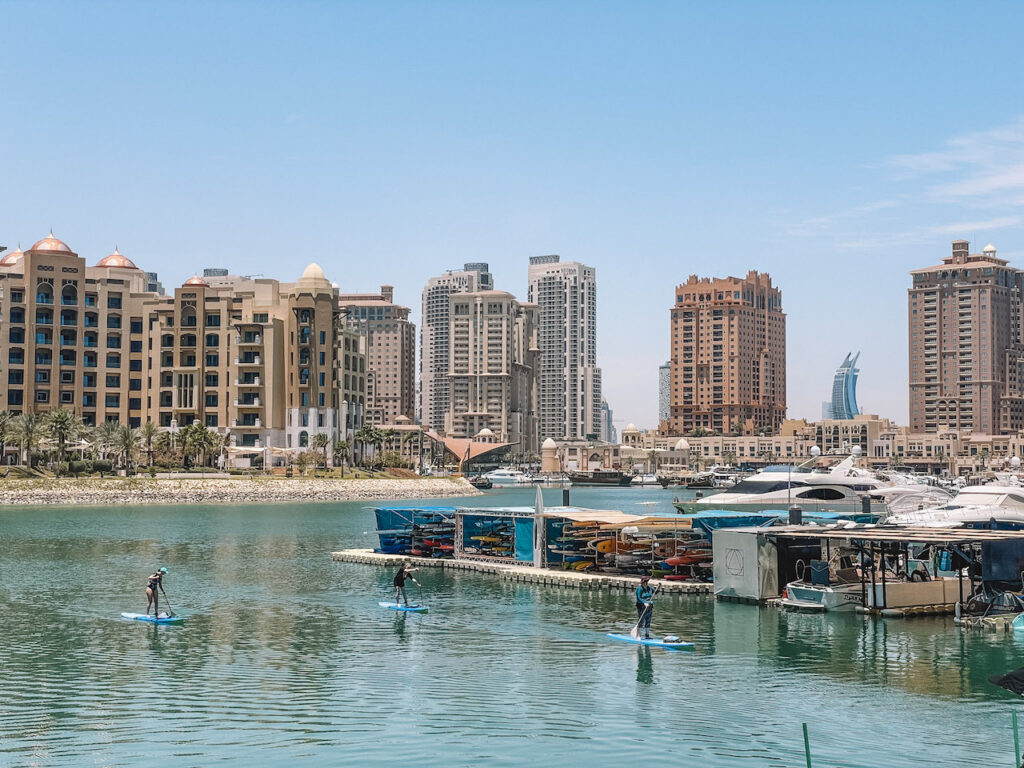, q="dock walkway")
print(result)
[331,548,713,594]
